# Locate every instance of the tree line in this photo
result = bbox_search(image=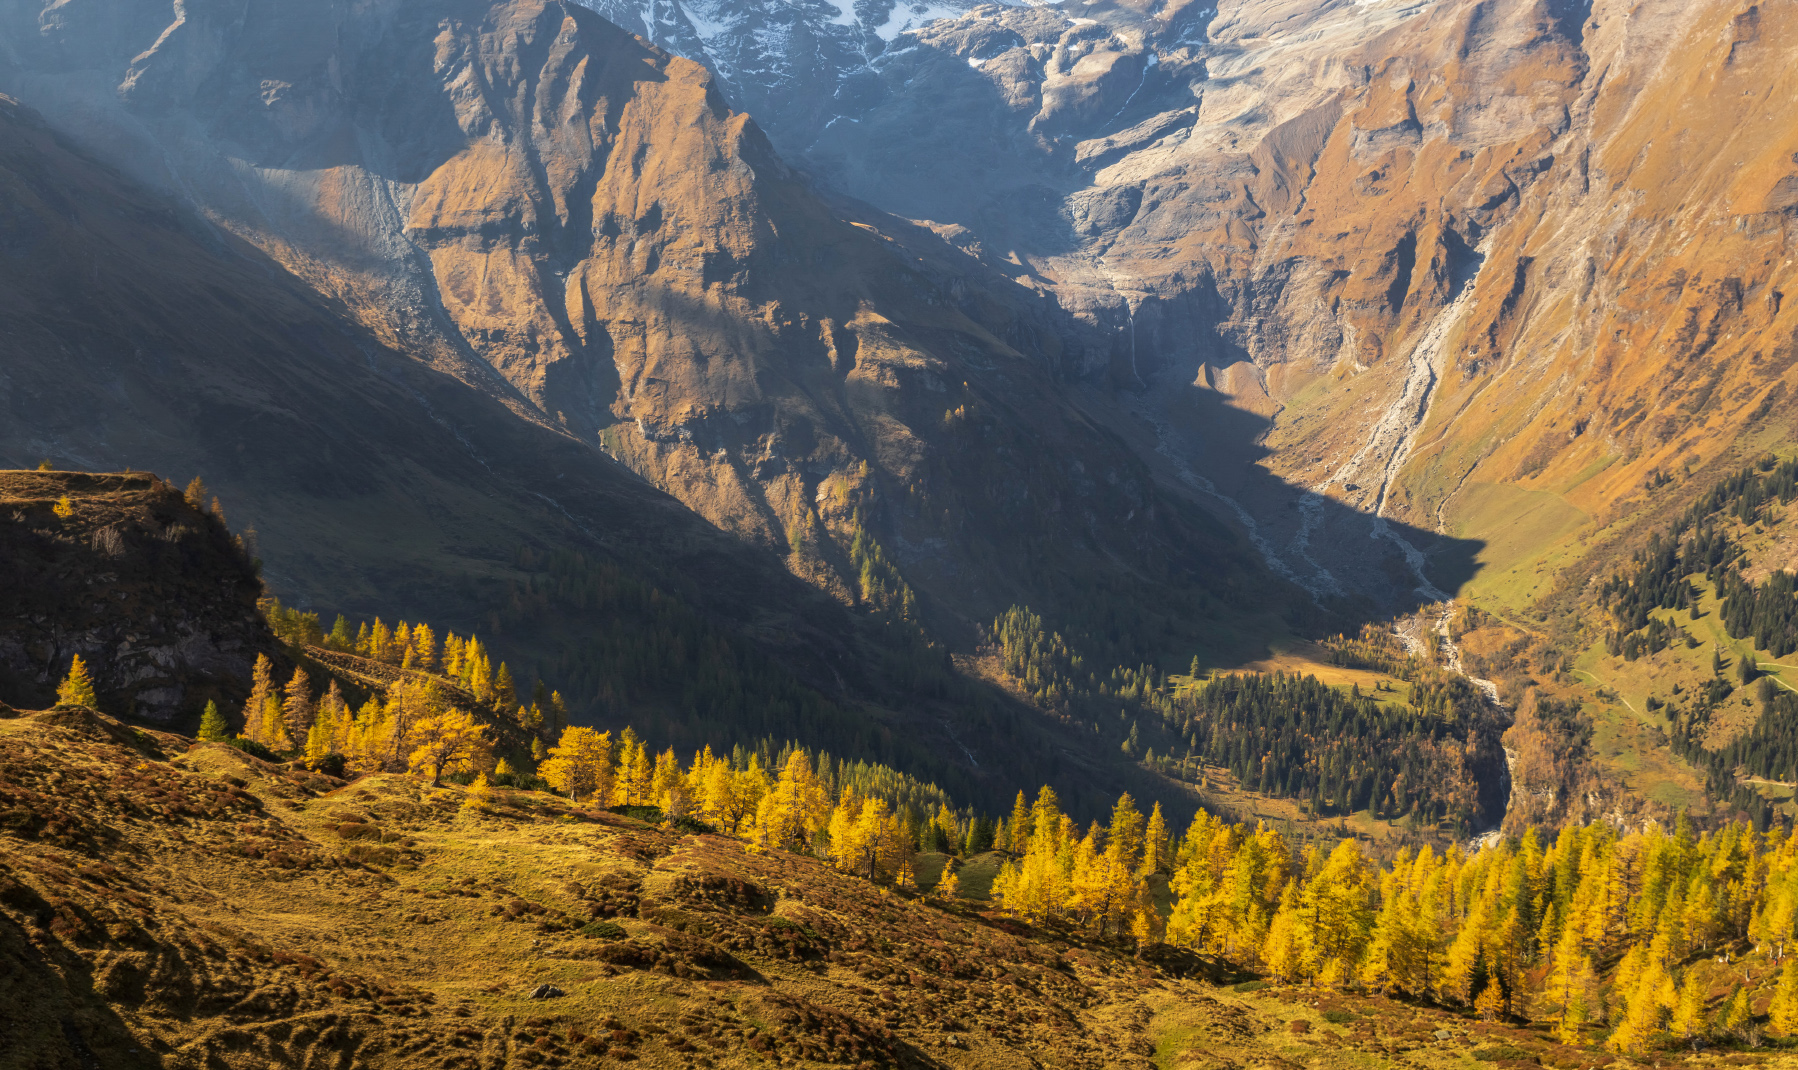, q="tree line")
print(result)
[989,608,1492,832]
[51,647,1798,1056]
[1601,456,1798,659]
